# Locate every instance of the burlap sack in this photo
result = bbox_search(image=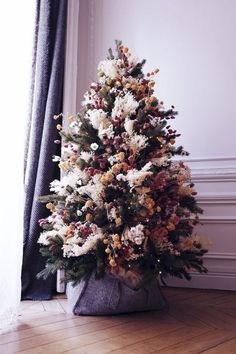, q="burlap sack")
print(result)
[66,272,167,315]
